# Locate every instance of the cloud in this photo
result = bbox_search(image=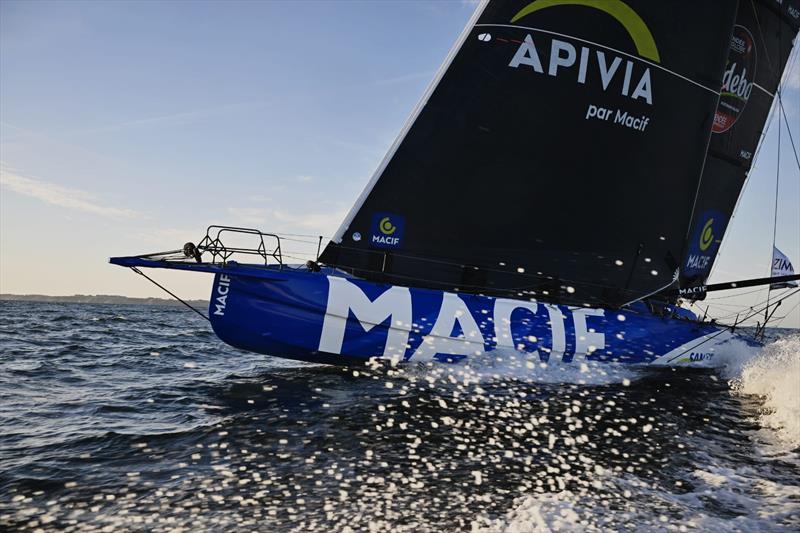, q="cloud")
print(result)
[132,227,200,247]
[0,165,140,219]
[216,206,345,263]
[225,206,344,237]
[73,100,269,134]
[270,209,345,235]
[372,71,435,86]
[226,207,268,226]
